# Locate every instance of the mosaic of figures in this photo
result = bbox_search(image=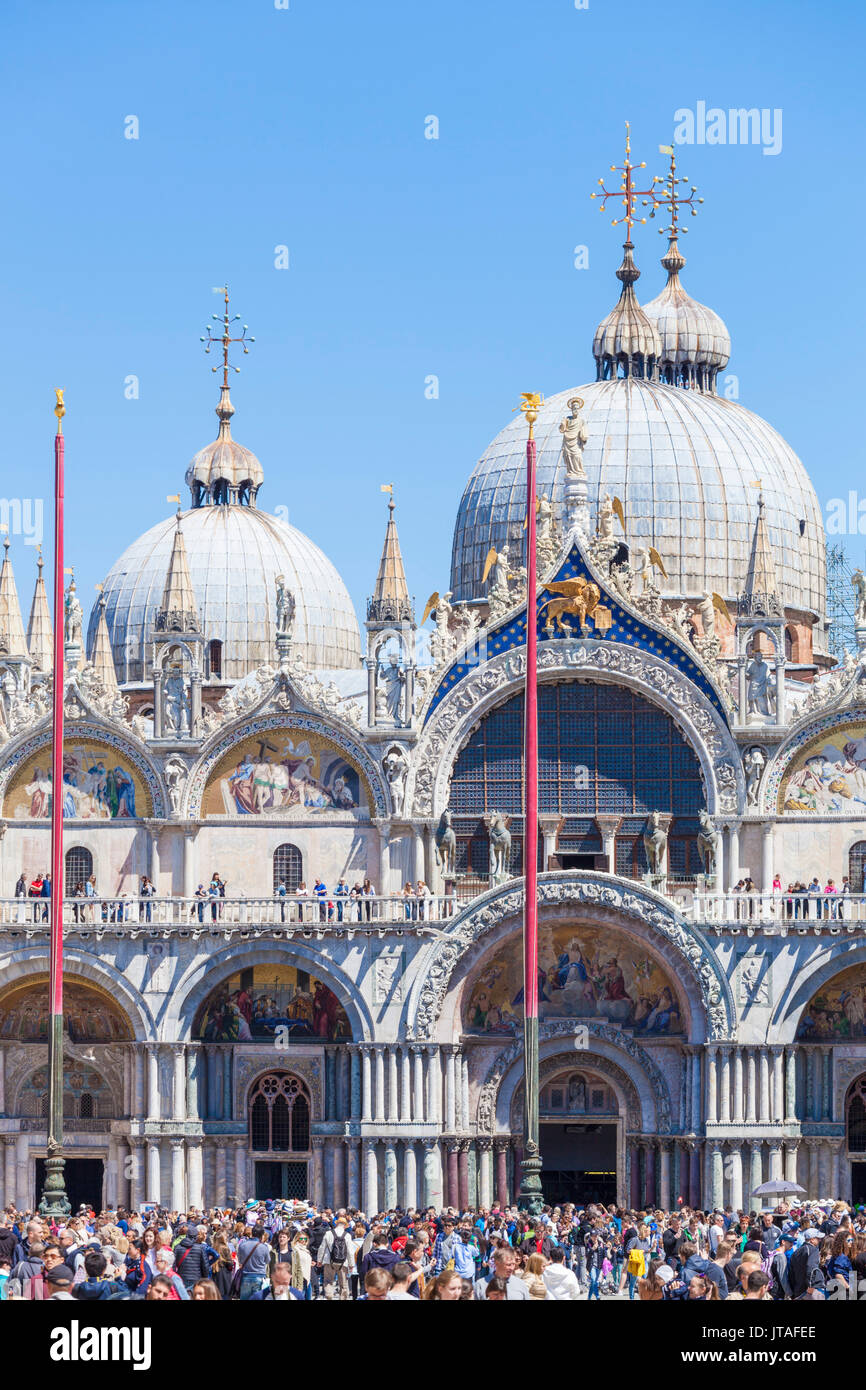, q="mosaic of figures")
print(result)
[796,964,866,1041]
[463,923,684,1036]
[202,728,369,817]
[780,724,866,814]
[5,741,149,820]
[0,979,133,1043]
[194,965,350,1043]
